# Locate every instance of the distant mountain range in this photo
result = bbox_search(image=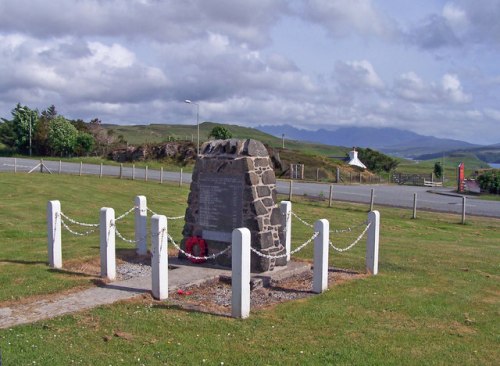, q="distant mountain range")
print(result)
[256,125,486,158]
